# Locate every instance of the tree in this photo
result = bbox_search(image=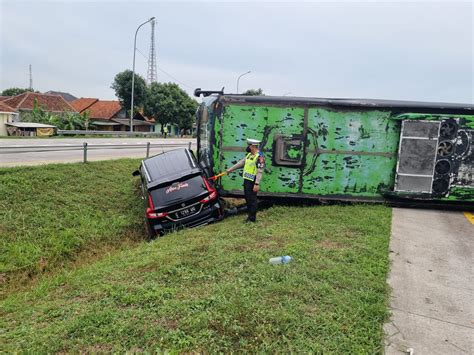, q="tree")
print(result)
[53,111,86,130]
[22,100,54,124]
[144,82,198,131]
[81,111,91,131]
[242,88,264,96]
[1,87,30,96]
[111,70,147,117]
